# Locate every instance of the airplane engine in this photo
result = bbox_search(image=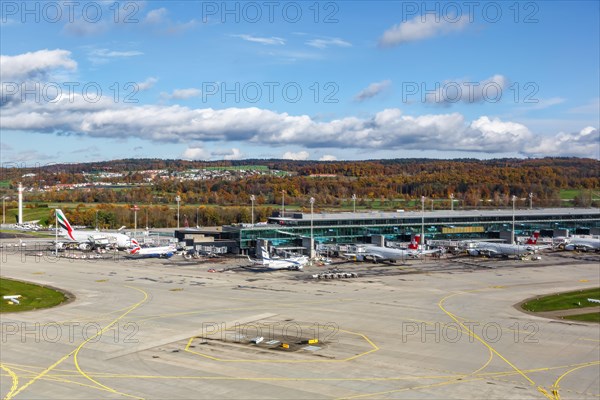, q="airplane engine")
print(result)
[467,249,480,256]
[79,243,91,251]
[564,244,576,251]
